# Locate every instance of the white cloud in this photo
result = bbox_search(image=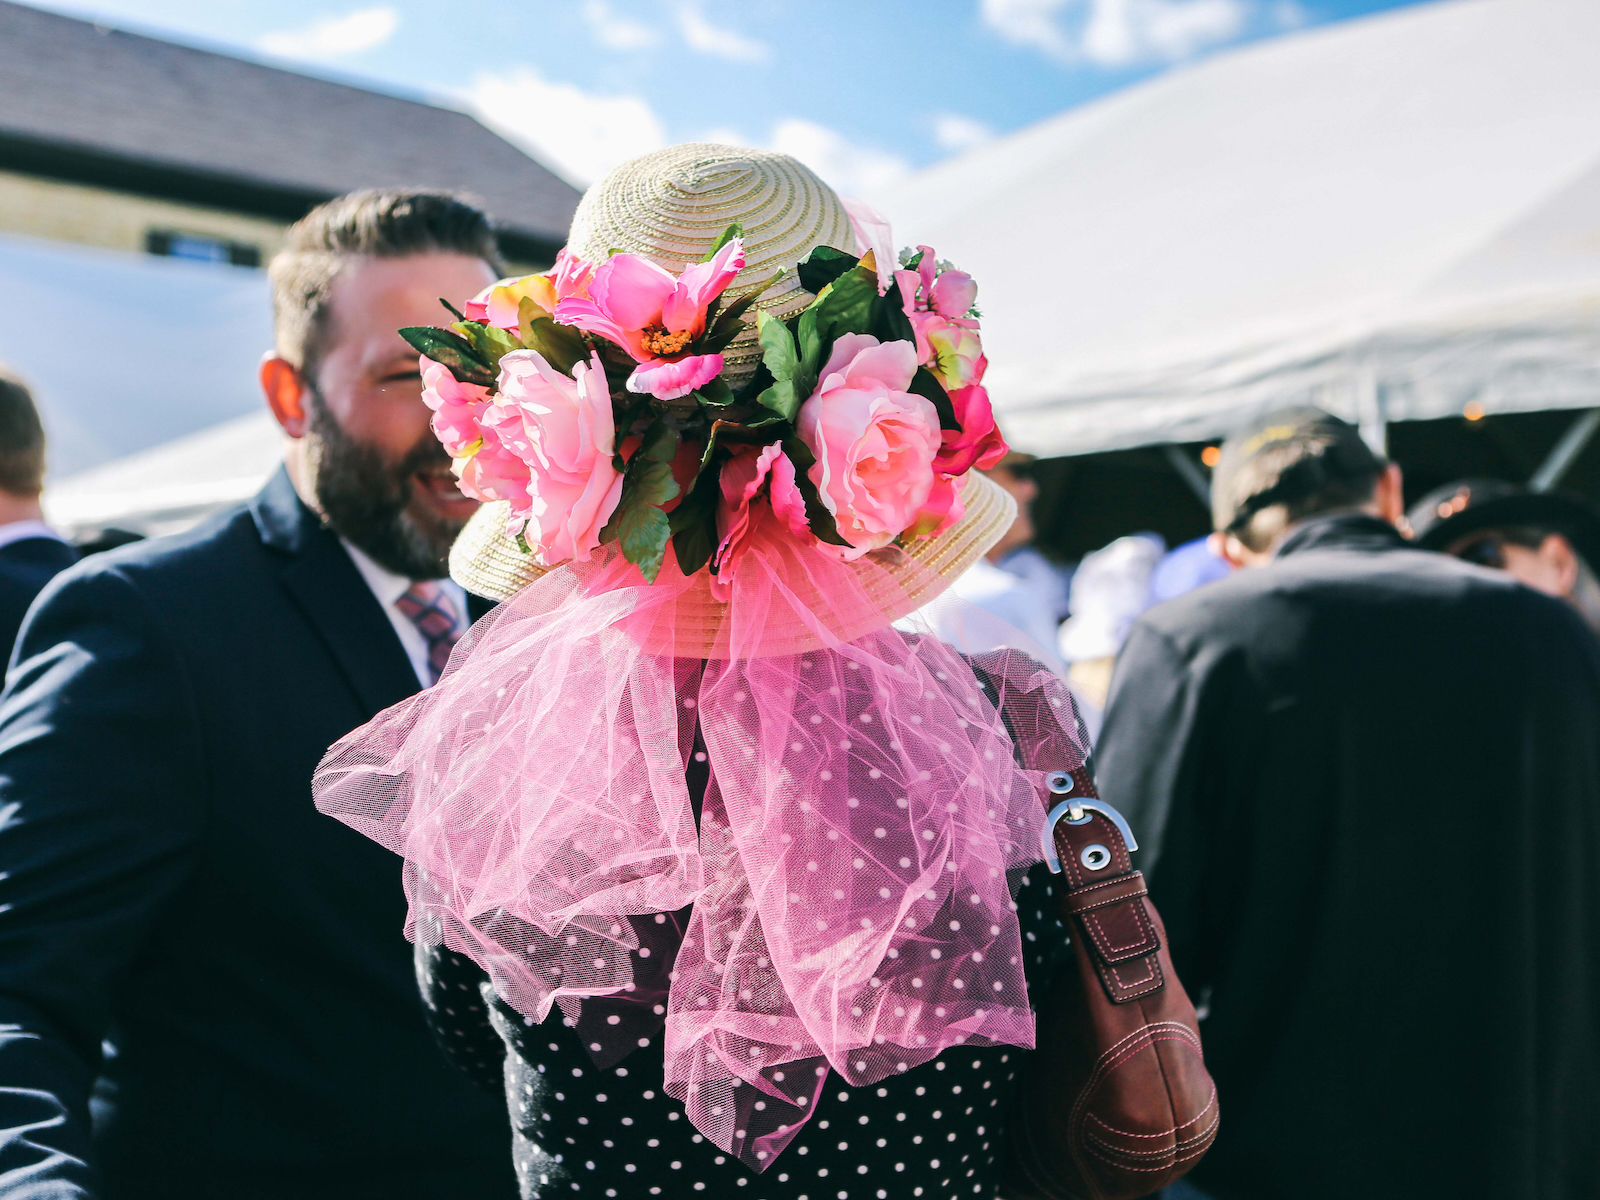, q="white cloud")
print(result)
[980,0,1077,61]
[763,119,911,197]
[582,0,659,50]
[675,0,770,63]
[1082,0,1246,65]
[467,66,666,188]
[700,118,910,197]
[257,5,398,59]
[933,112,998,152]
[980,0,1247,66]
